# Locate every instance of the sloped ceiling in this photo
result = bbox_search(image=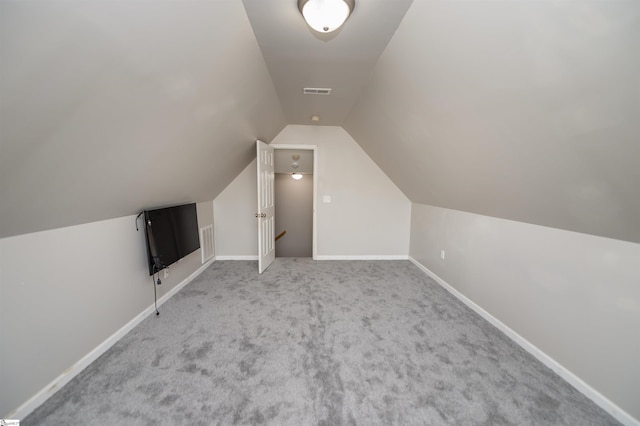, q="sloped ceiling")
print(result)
[0,0,286,238]
[2,0,639,244]
[242,0,412,125]
[344,0,640,243]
